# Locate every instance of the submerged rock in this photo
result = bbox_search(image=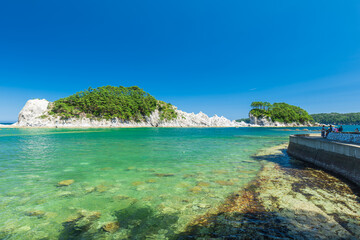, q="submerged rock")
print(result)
[131,181,144,186]
[61,210,101,239]
[102,222,120,233]
[112,195,138,204]
[196,181,210,187]
[84,186,96,194]
[57,191,74,197]
[197,203,211,209]
[78,210,101,220]
[183,174,196,179]
[189,186,202,193]
[214,180,234,186]
[25,210,45,218]
[146,179,157,183]
[155,173,175,177]
[95,184,109,193]
[176,182,191,188]
[100,167,113,171]
[142,196,154,201]
[112,195,130,201]
[57,179,75,187]
[18,226,31,232]
[212,170,228,174]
